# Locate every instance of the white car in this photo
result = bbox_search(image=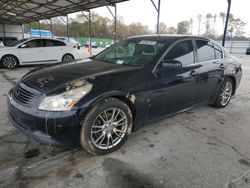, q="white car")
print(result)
[0,38,84,69]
